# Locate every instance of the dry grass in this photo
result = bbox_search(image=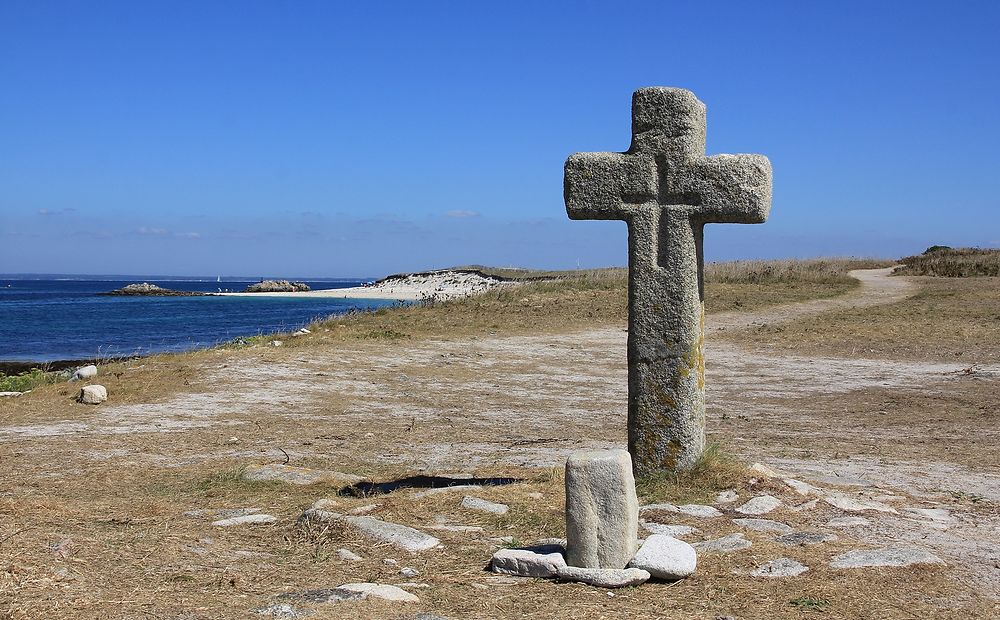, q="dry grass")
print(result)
[894,246,1000,277]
